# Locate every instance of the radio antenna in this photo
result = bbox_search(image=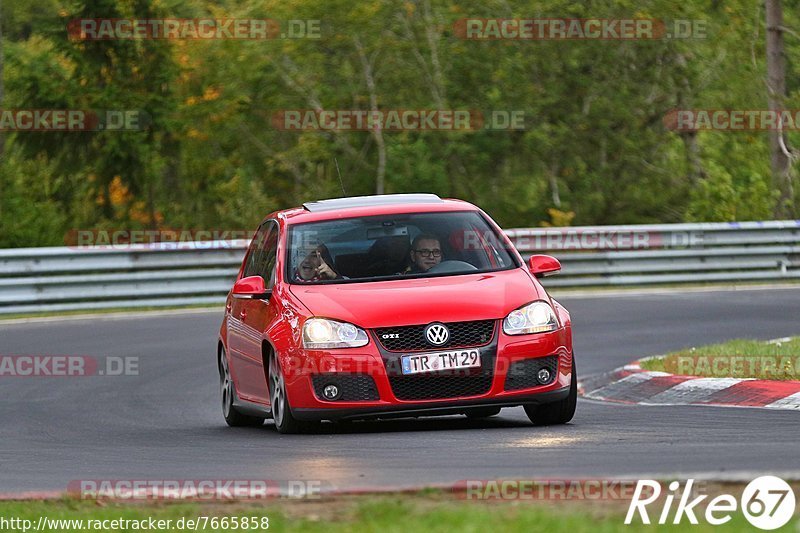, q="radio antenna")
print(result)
[334,158,347,197]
